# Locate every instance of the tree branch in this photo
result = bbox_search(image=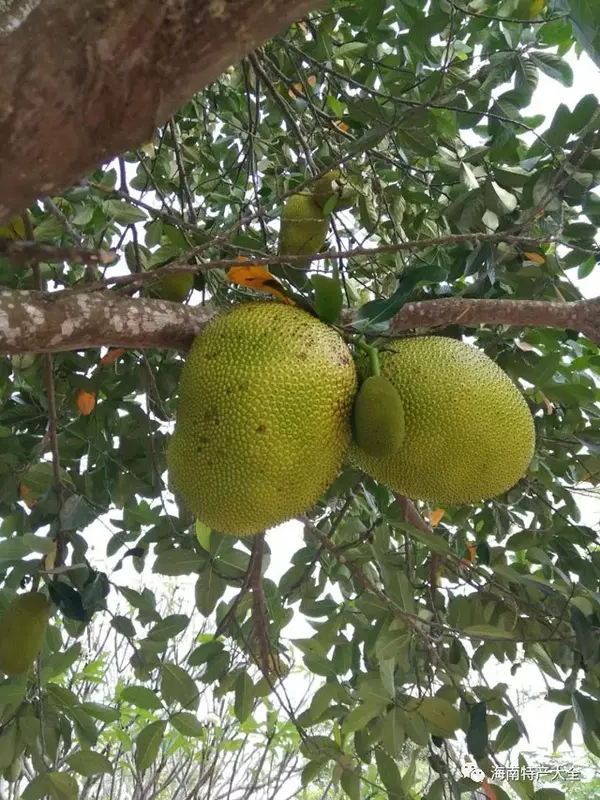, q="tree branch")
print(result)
[0,291,598,355]
[388,296,600,345]
[0,0,326,224]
